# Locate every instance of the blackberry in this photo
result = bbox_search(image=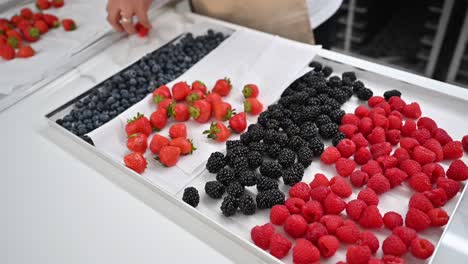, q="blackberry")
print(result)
[285,124,301,137]
[268,108,285,120]
[307,97,321,106]
[267,104,284,112]
[322,66,333,77]
[238,194,256,215]
[282,163,305,186]
[206,152,226,173]
[301,106,321,122]
[216,168,236,186]
[289,135,307,152]
[316,114,332,126]
[356,87,373,101]
[383,89,402,101]
[226,140,243,150]
[290,91,309,105]
[246,124,265,141]
[246,151,263,170]
[328,76,342,88]
[221,195,238,217]
[226,182,245,198]
[266,143,281,159]
[231,156,249,174]
[182,187,199,207]
[332,132,346,146]
[259,161,283,179]
[324,97,341,109]
[300,122,318,141]
[288,103,304,113]
[352,81,364,93]
[265,119,280,131]
[239,133,253,145]
[248,142,266,154]
[278,148,296,168]
[297,146,313,168]
[291,111,303,124]
[342,77,353,86]
[280,118,294,130]
[316,94,330,104]
[278,96,293,107]
[342,71,357,82]
[276,133,289,147]
[329,89,348,104]
[264,129,280,145]
[257,112,270,127]
[313,81,329,94]
[319,122,339,139]
[238,170,257,186]
[309,61,323,71]
[320,105,333,115]
[303,87,317,98]
[281,88,295,98]
[282,109,293,119]
[256,176,279,192]
[256,189,285,209]
[329,109,345,124]
[341,86,353,98]
[227,145,249,157]
[308,137,325,156]
[205,181,225,199]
